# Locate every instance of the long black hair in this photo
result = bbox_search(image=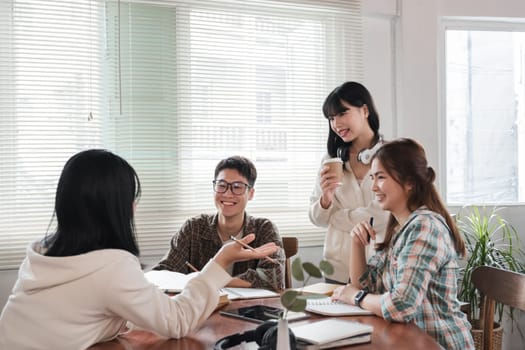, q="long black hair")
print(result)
[322,81,381,163]
[44,149,141,257]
